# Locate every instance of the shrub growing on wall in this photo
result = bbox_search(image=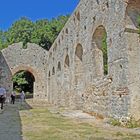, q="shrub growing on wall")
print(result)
[101,33,108,75]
